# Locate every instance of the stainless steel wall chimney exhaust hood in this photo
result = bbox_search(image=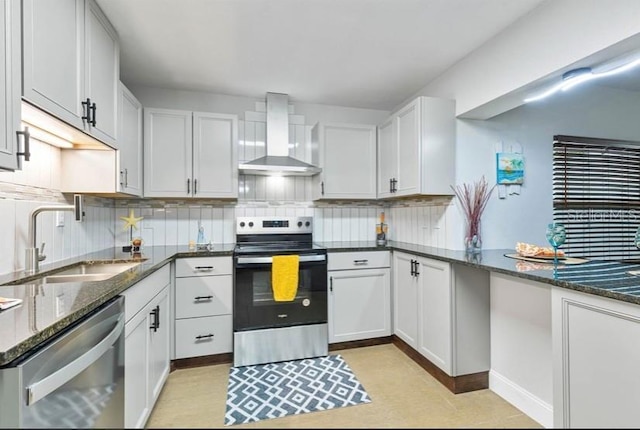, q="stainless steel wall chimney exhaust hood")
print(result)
[238,92,321,176]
